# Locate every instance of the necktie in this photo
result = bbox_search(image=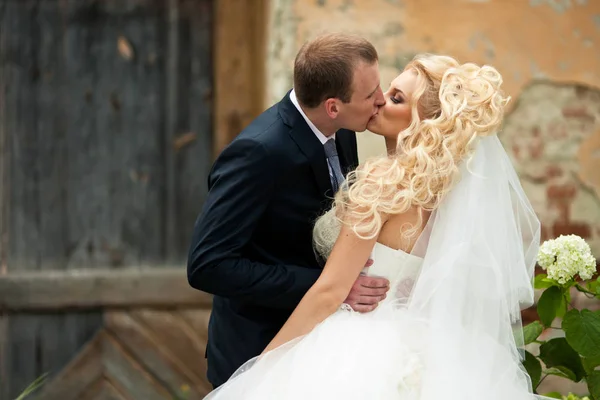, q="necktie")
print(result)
[323,139,345,194]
